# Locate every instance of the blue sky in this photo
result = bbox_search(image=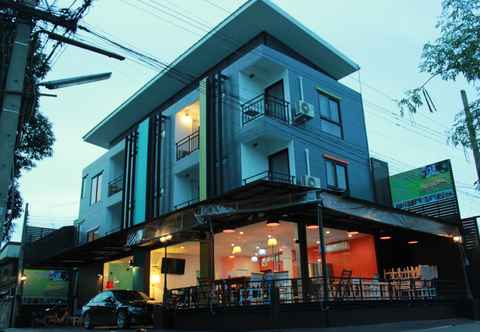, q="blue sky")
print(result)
[12,0,480,237]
